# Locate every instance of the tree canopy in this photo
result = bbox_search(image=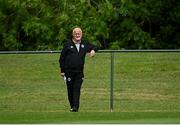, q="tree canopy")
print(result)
[0,0,179,50]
